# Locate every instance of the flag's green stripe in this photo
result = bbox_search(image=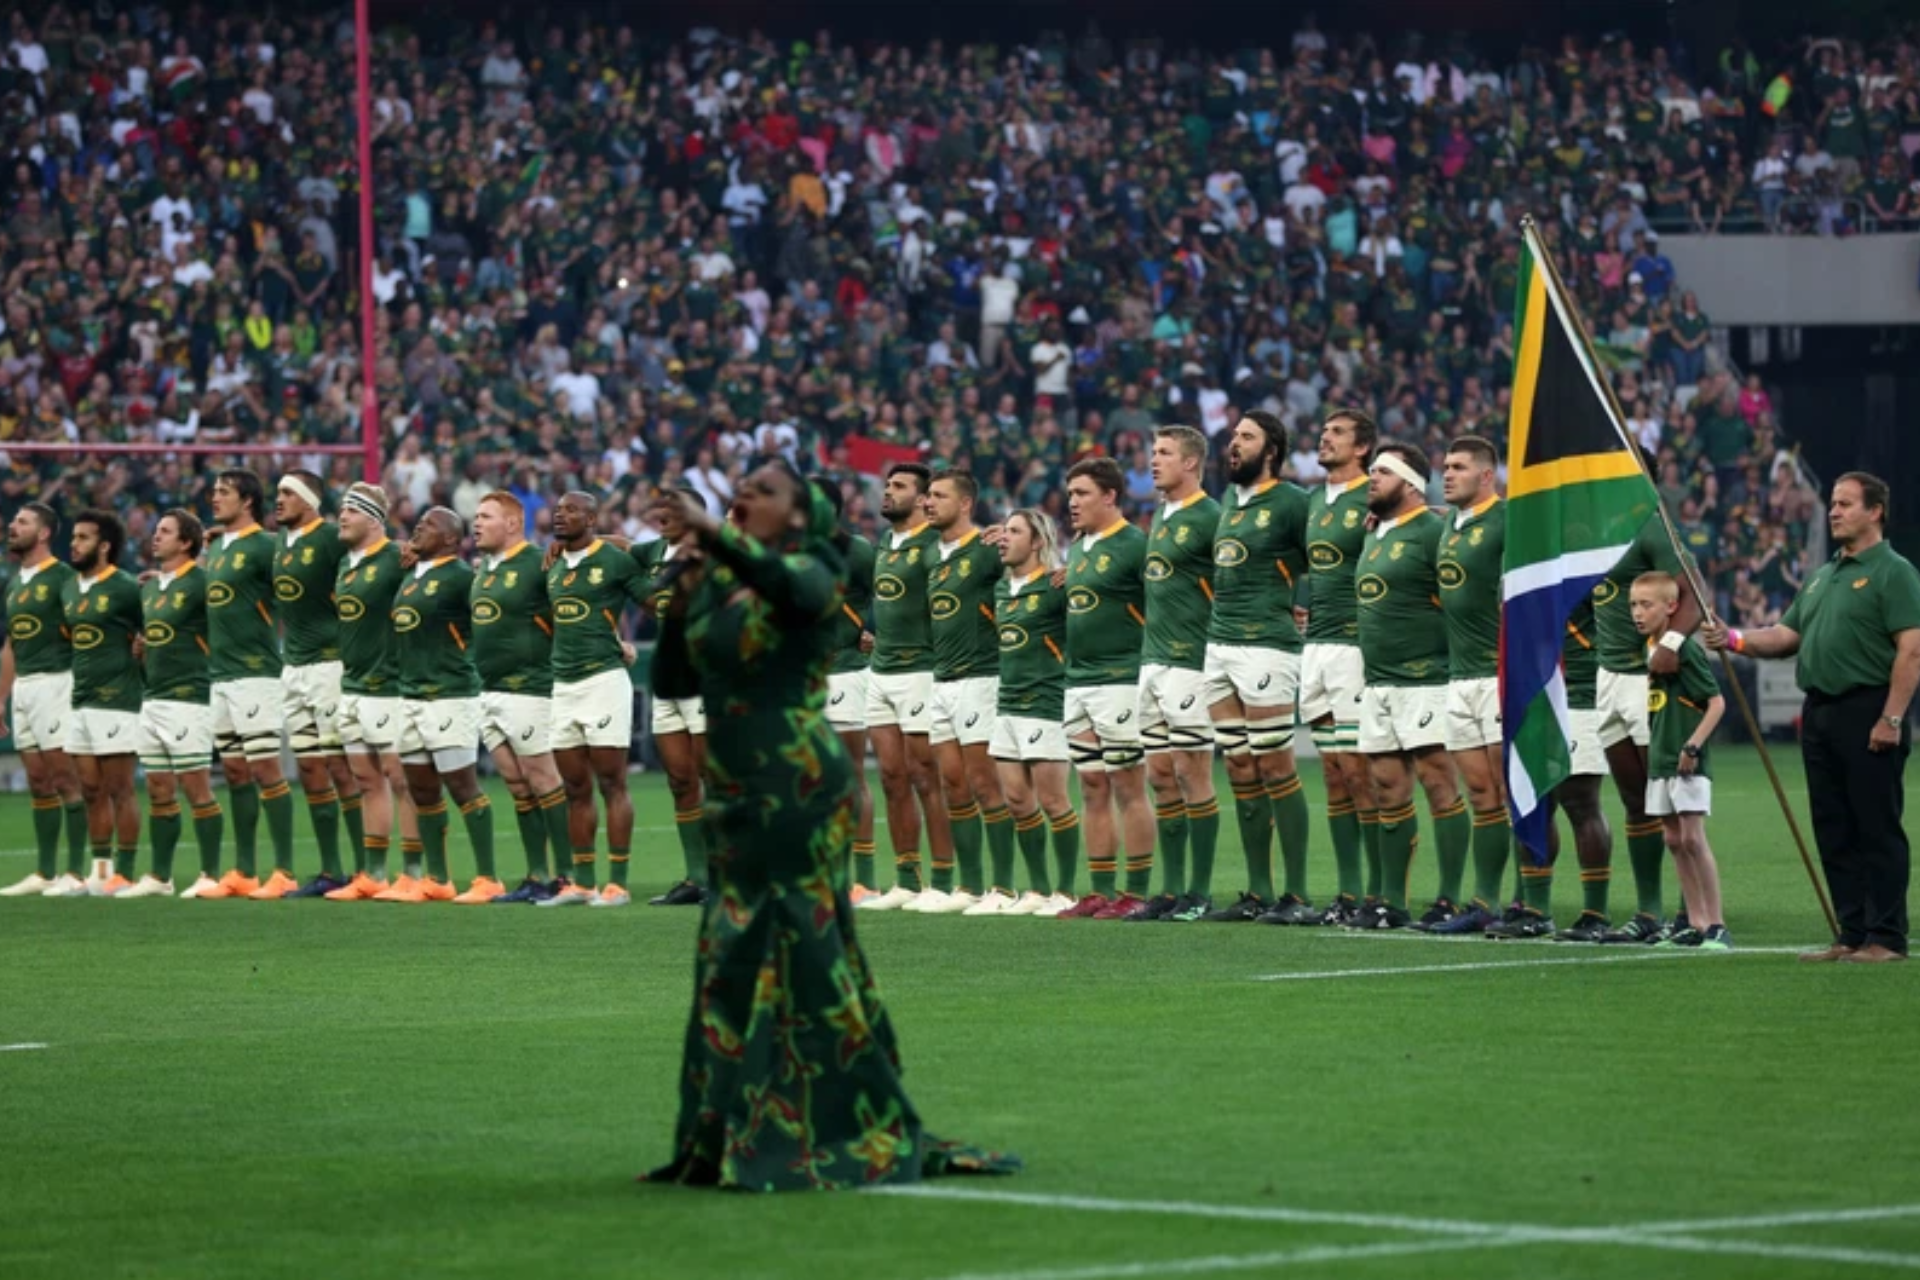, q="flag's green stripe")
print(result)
[1513,696,1570,803]
[1506,478,1659,565]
